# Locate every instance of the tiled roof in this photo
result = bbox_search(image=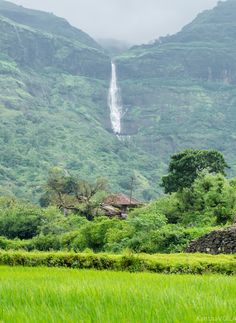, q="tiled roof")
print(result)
[104,193,141,206]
